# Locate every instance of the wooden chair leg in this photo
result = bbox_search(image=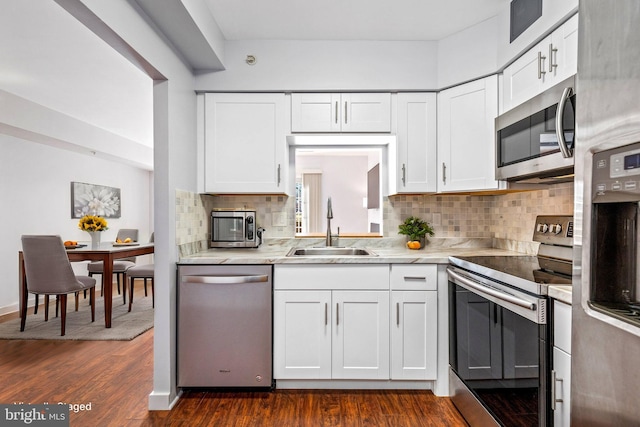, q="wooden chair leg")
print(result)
[60,294,67,336]
[44,295,50,321]
[116,273,121,295]
[34,294,39,314]
[128,277,134,312]
[151,279,154,308]
[75,292,79,311]
[122,273,127,305]
[55,295,59,317]
[90,287,95,322]
[144,278,148,296]
[20,291,29,332]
